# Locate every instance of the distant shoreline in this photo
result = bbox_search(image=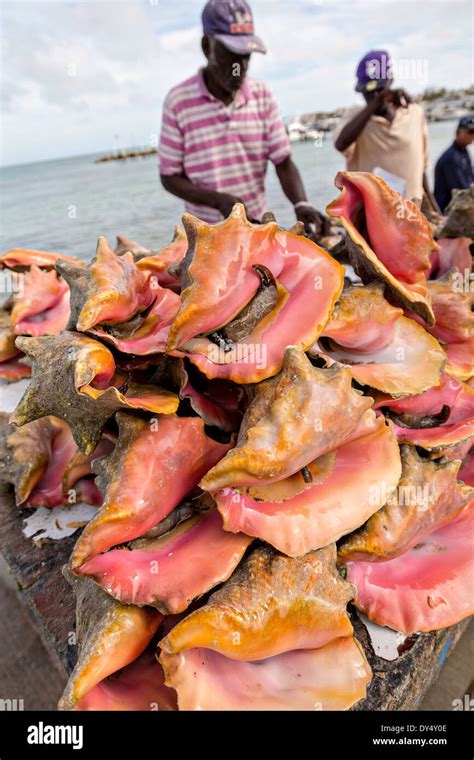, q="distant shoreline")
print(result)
[290,86,474,134]
[94,147,158,163]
